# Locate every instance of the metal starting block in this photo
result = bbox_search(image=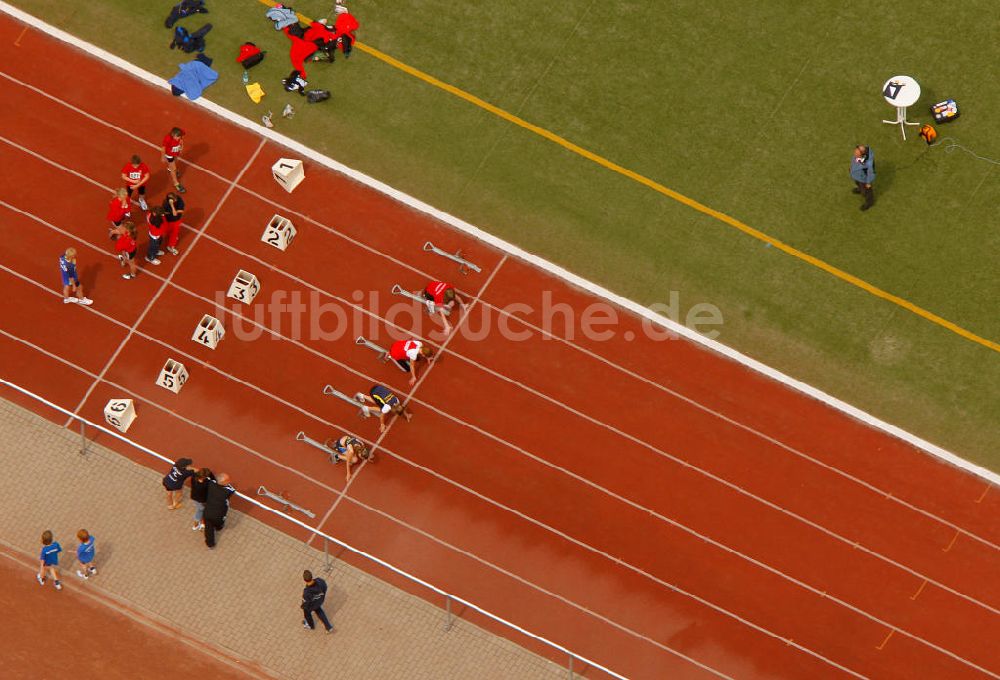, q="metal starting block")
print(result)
[295,431,338,463]
[322,384,372,418]
[391,284,447,316]
[423,241,481,275]
[355,336,407,372]
[257,485,316,519]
